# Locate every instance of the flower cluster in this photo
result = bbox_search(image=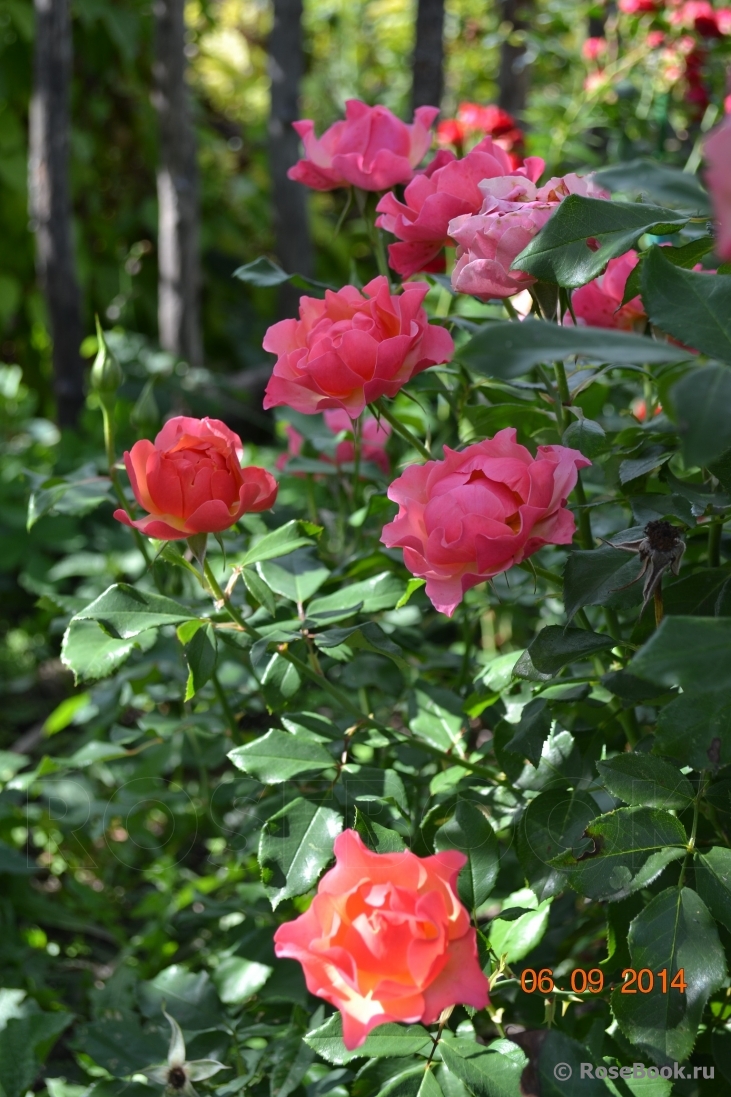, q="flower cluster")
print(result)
[110,92,731,1052]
